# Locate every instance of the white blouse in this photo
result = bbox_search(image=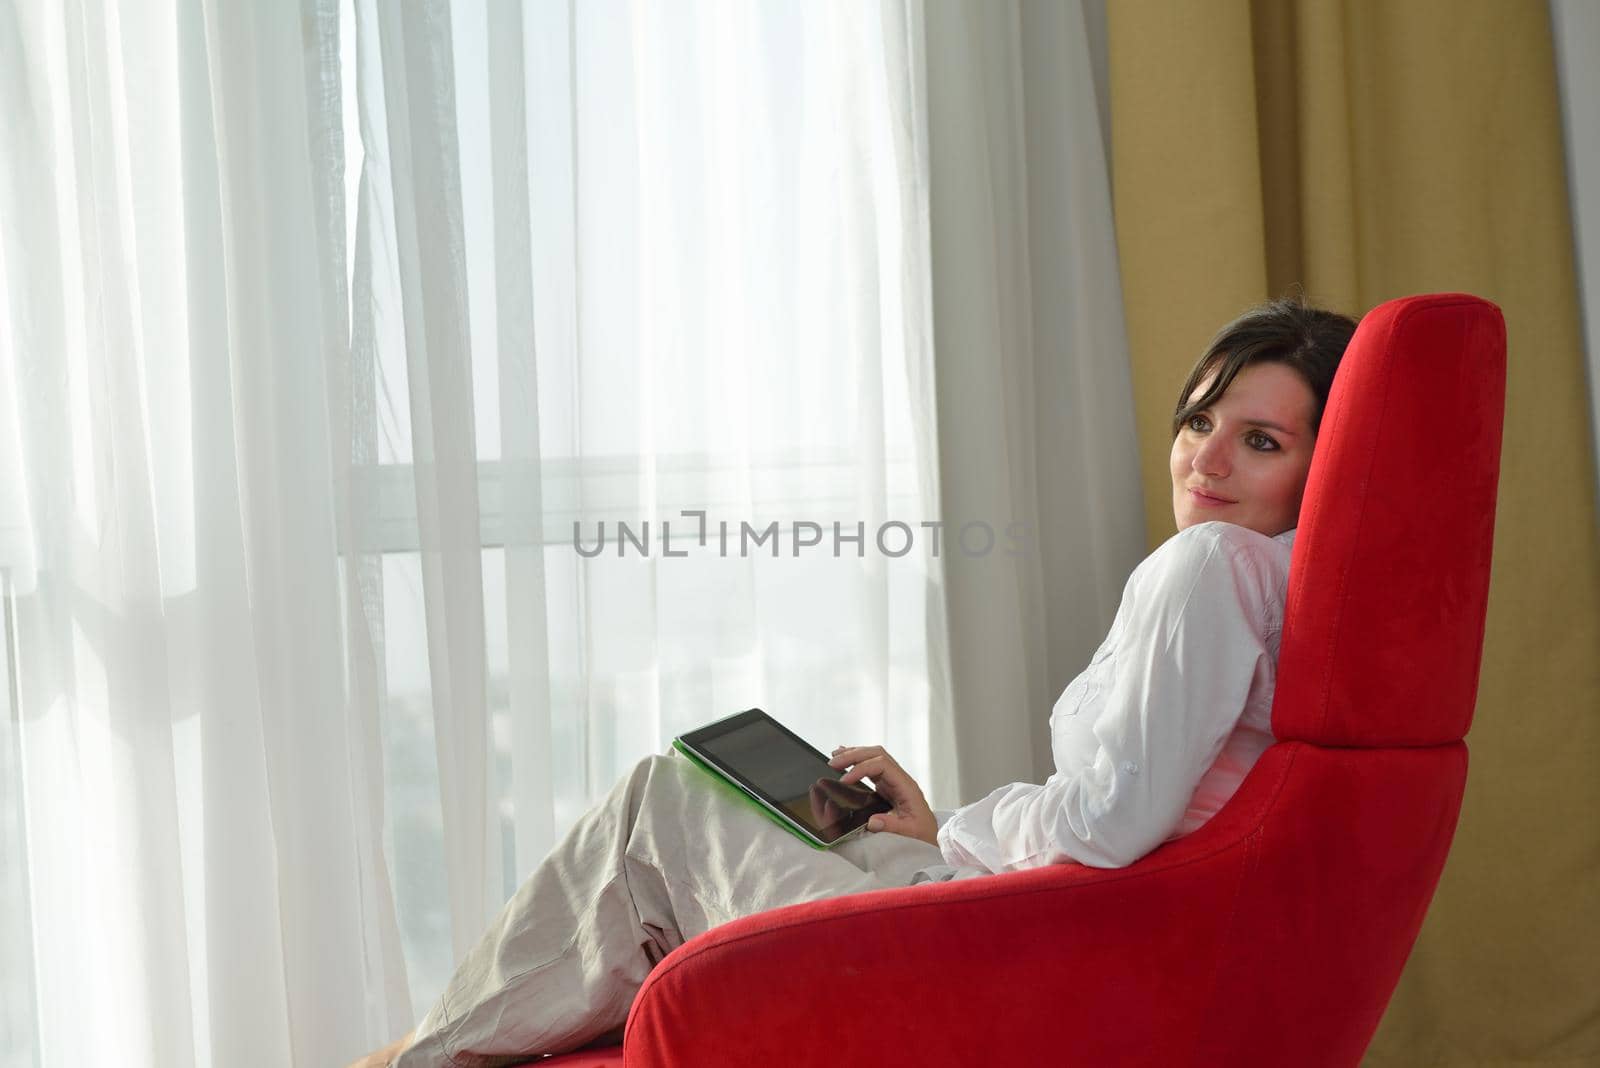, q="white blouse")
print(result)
[937,521,1296,871]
